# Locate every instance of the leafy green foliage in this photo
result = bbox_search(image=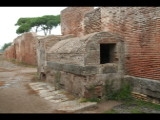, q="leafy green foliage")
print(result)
[1,42,12,51]
[132,99,160,111]
[15,17,31,26]
[16,23,31,34]
[15,15,60,35]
